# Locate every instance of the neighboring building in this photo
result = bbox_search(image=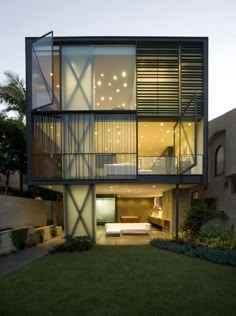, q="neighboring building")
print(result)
[197,108,236,227]
[25,33,208,241]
